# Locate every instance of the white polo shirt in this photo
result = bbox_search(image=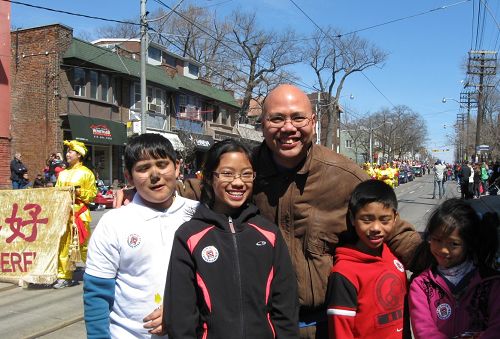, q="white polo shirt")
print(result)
[85,194,199,338]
